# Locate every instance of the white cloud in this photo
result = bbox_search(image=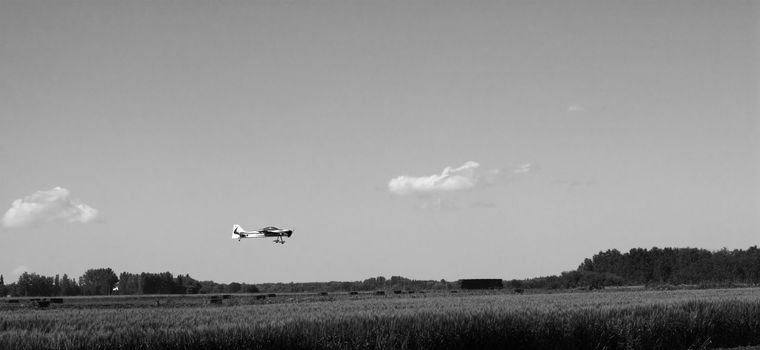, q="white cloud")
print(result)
[511,163,532,174]
[388,161,498,196]
[567,105,586,113]
[1,187,99,228]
